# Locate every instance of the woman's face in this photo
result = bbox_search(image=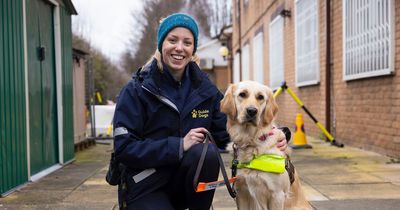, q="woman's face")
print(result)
[161,27,194,73]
